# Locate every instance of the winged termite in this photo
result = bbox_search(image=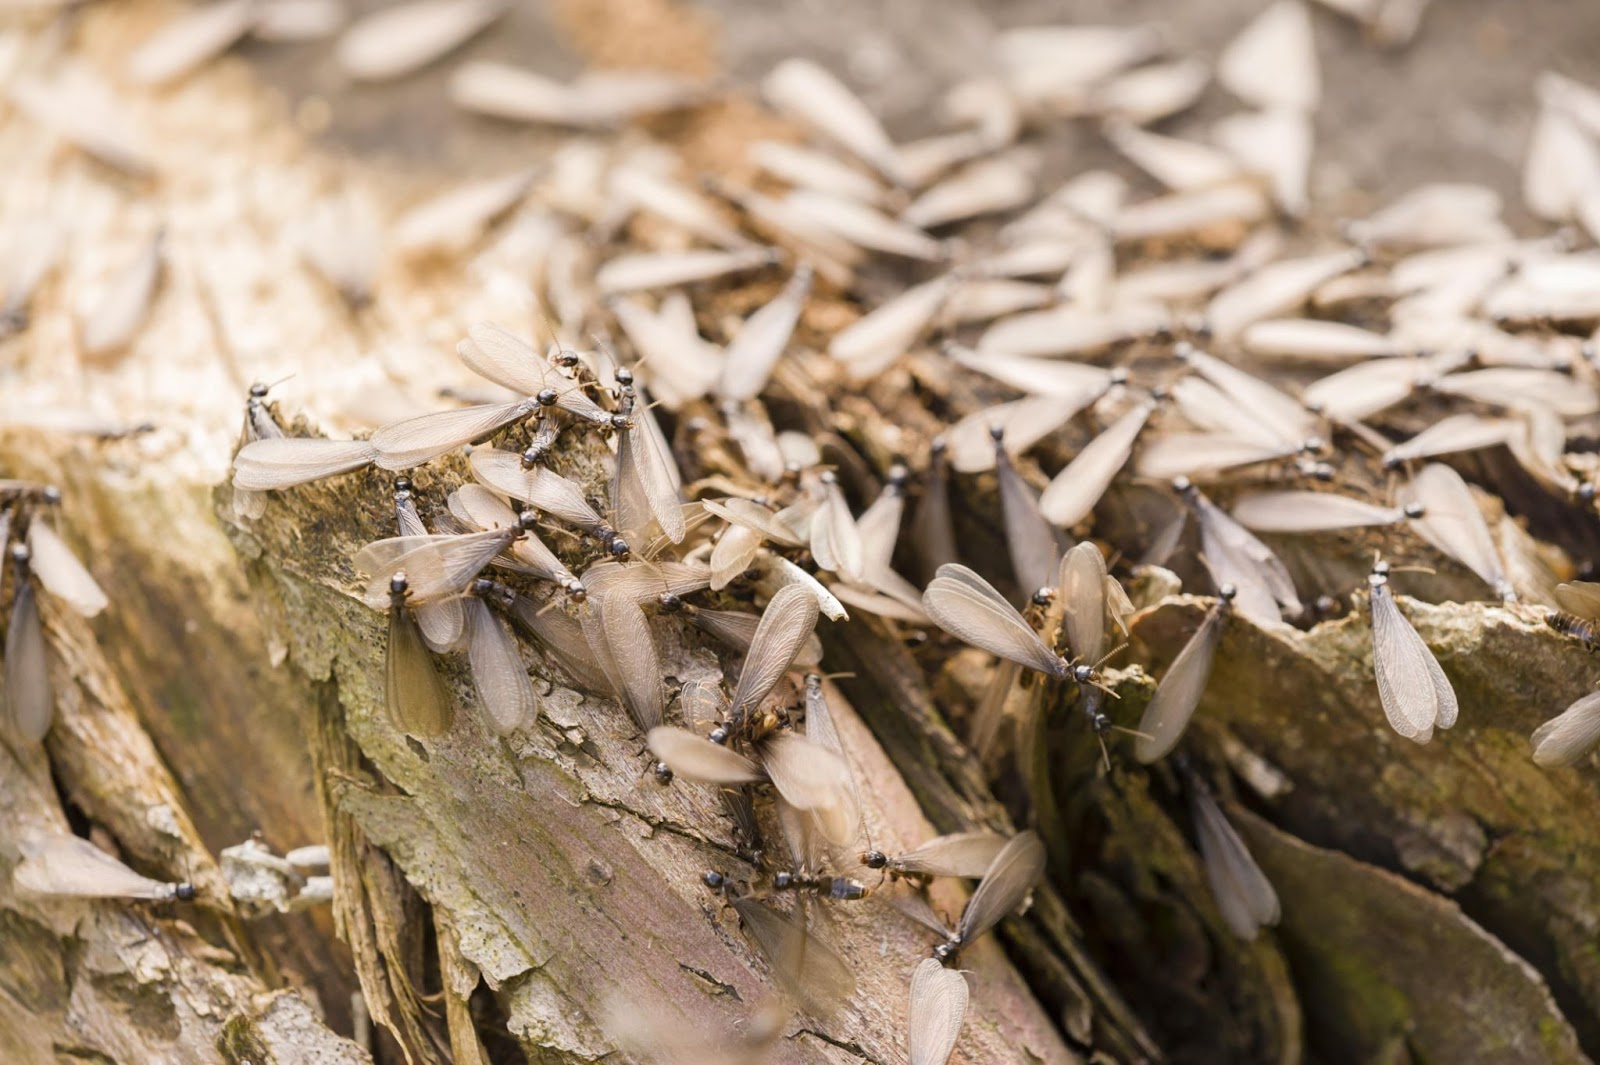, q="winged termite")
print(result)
[253,0,347,41]
[756,733,856,844]
[26,518,108,618]
[646,726,762,784]
[7,64,156,177]
[1175,477,1301,626]
[724,584,820,732]
[855,465,908,579]
[770,869,867,900]
[662,597,823,670]
[1367,560,1457,743]
[469,449,629,556]
[1104,120,1242,192]
[906,957,968,1065]
[785,189,944,261]
[1039,398,1155,528]
[976,302,1167,360]
[127,0,255,86]
[610,166,753,251]
[730,894,856,1016]
[828,273,959,377]
[863,832,1009,881]
[1218,0,1320,111]
[763,58,904,185]
[481,580,608,692]
[944,344,1120,400]
[755,552,848,621]
[583,559,710,604]
[380,573,454,737]
[445,484,584,600]
[1134,589,1234,763]
[581,590,665,732]
[932,830,1046,962]
[1231,491,1407,532]
[1432,367,1597,418]
[4,544,51,744]
[12,832,198,903]
[1548,581,1600,650]
[947,396,1074,475]
[912,440,959,582]
[1348,183,1511,249]
[943,278,1052,325]
[1399,464,1510,598]
[606,297,721,410]
[392,169,535,259]
[79,229,164,359]
[1185,773,1281,940]
[596,248,776,296]
[612,410,687,545]
[452,62,702,127]
[462,322,615,426]
[336,0,506,80]
[1530,691,1600,767]
[995,440,1064,595]
[718,264,813,402]
[922,563,1120,717]
[1093,57,1211,125]
[809,472,865,584]
[1112,182,1271,242]
[902,152,1037,229]
[749,140,887,204]
[459,593,536,735]
[355,525,528,615]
